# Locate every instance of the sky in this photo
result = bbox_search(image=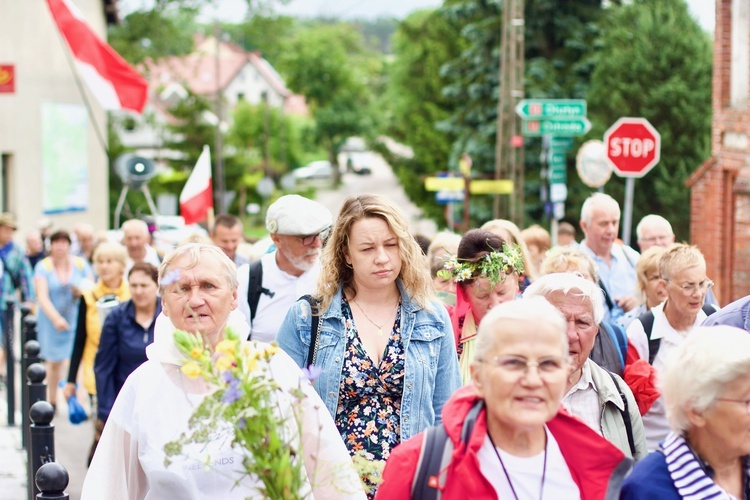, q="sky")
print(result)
[121,0,716,32]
